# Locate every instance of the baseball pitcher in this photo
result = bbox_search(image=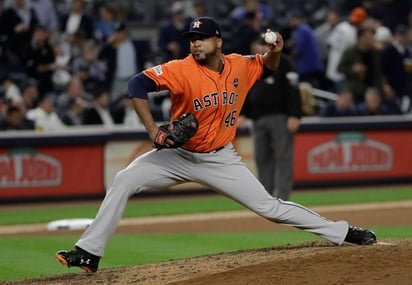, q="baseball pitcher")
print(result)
[56,17,376,273]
